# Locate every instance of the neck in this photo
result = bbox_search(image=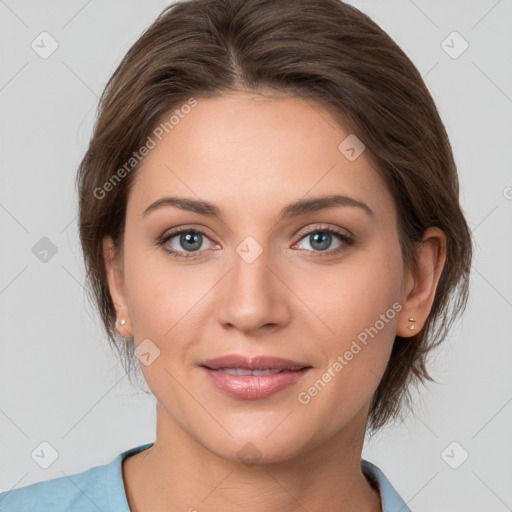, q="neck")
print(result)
[123,403,382,512]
